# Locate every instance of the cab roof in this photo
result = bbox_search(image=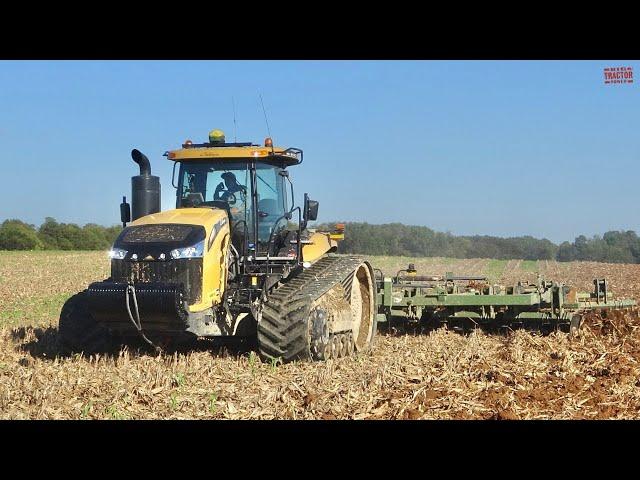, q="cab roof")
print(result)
[164,141,303,167]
